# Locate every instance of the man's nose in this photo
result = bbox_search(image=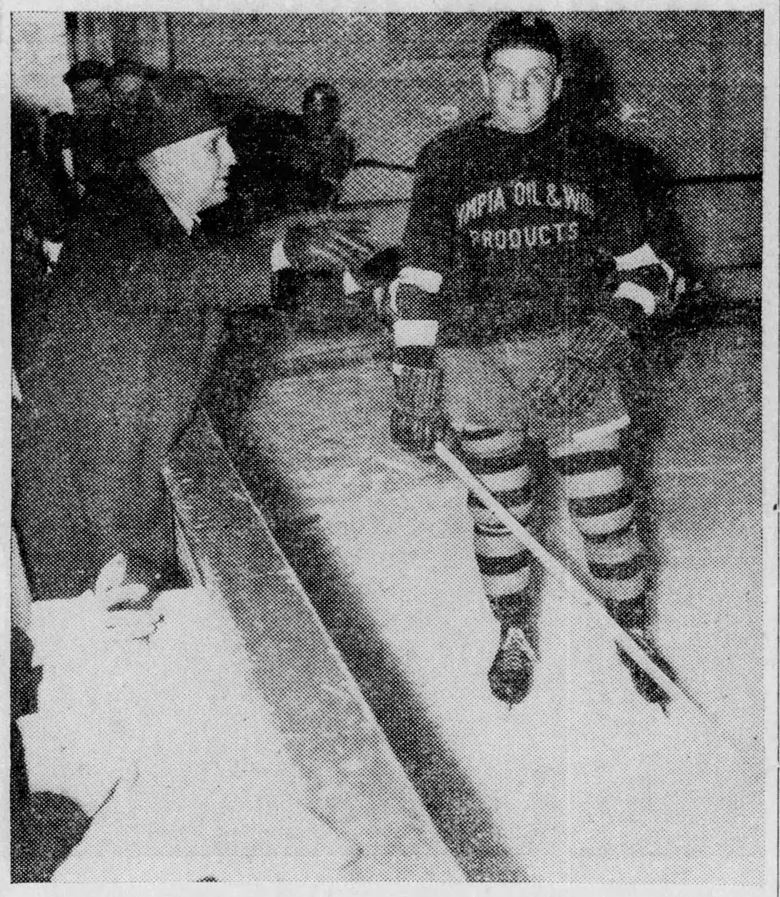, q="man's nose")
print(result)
[219,137,237,168]
[511,78,529,101]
